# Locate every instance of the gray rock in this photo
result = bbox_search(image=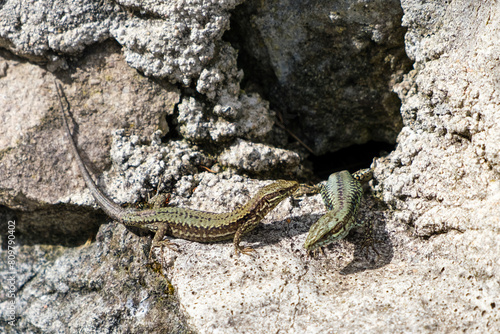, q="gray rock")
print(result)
[1,0,499,333]
[218,138,301,174]
[0,42,180,245]
[0,0,243,87]
[372,0,500,330]
[231,0,412,154]
[0,227,191,333]
[0,0,121,61]
[111,0,244,85]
